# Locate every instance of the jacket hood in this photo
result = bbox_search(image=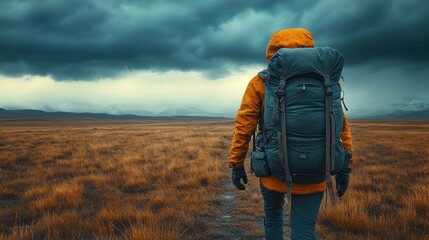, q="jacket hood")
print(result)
[266,28,314,62]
